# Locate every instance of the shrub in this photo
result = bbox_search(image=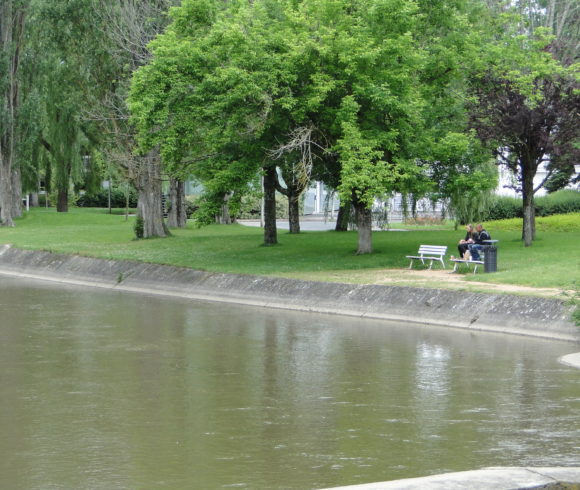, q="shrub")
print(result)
[77,188,138,208]
[133,215,144,239]
[403,216,446,226]
[483,190,580,221]
[185,197,198,219]
[535,190,580,216]
[484,195,523,220]
[236,193,298,219]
